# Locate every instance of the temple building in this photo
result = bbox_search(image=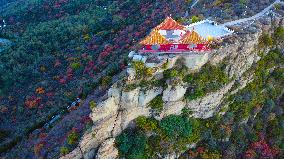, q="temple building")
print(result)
[139,16,233,53]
